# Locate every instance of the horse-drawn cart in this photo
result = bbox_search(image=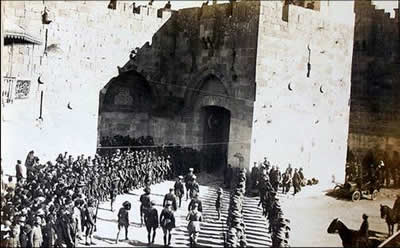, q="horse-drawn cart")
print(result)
[334,180,379,201]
